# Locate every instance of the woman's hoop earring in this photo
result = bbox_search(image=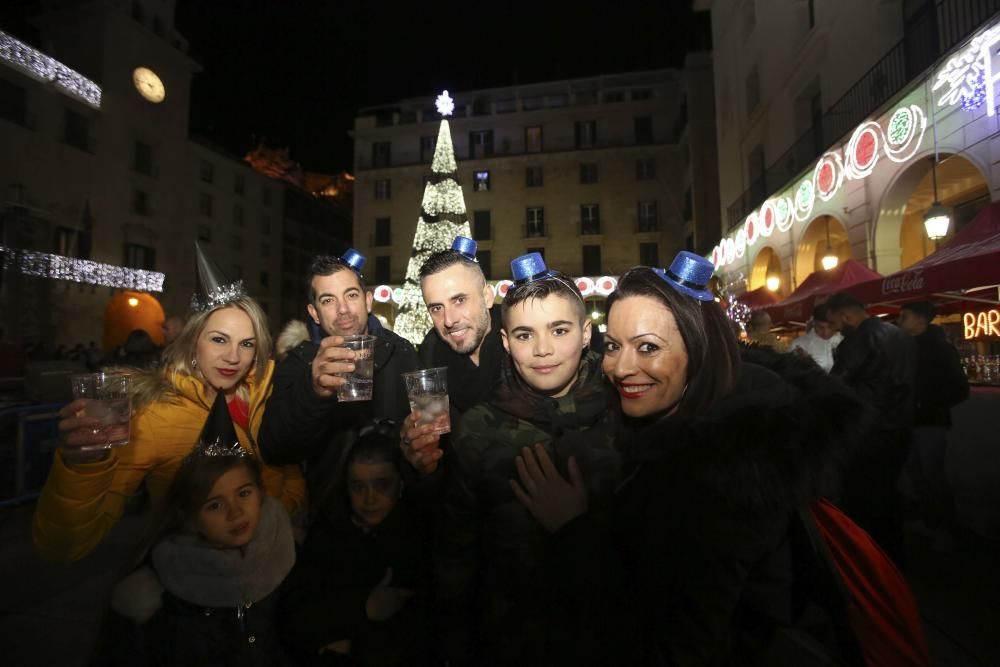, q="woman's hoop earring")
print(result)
[191,358,198,368]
